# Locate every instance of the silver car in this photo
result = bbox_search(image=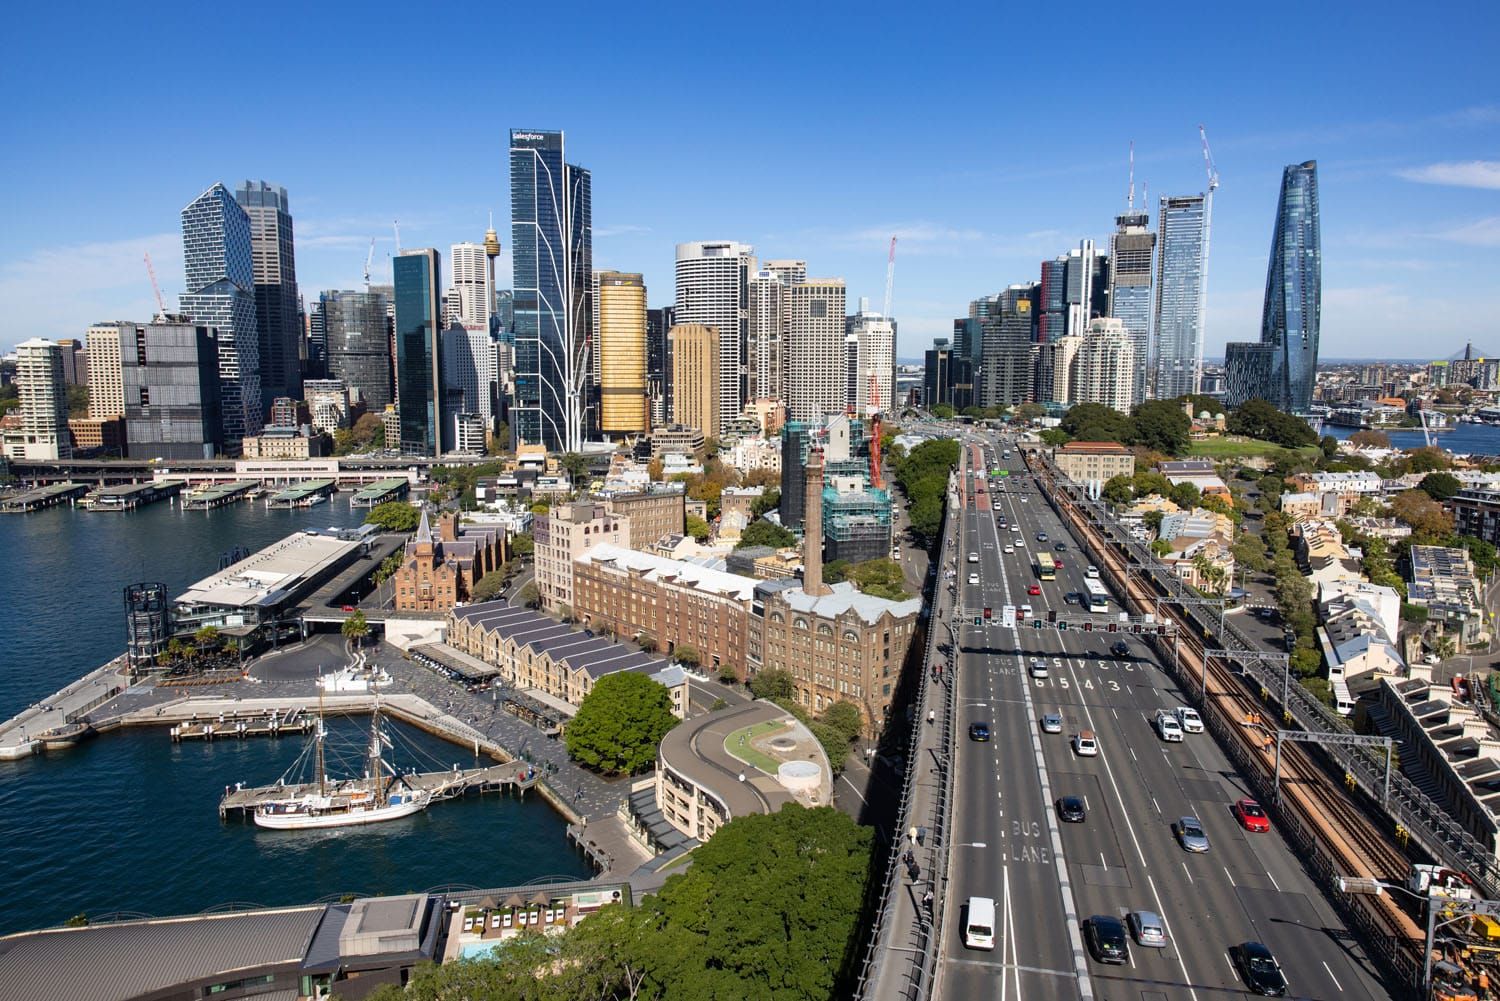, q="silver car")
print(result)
[1127,910,1167,948]
[1040,713,1063,734]
[1174,816,1210,853]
